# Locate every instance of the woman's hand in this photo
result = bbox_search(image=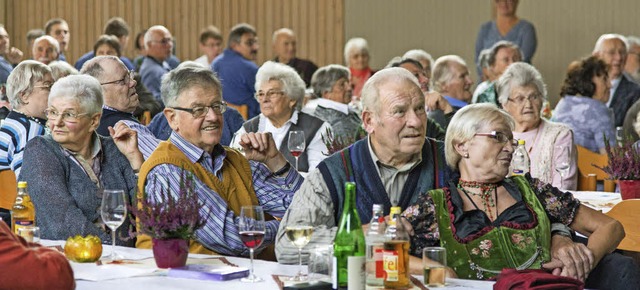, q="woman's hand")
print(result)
[239,132,287,172]
[109,122,144,171]
[542,235,595,281]
[424,92,453,114]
